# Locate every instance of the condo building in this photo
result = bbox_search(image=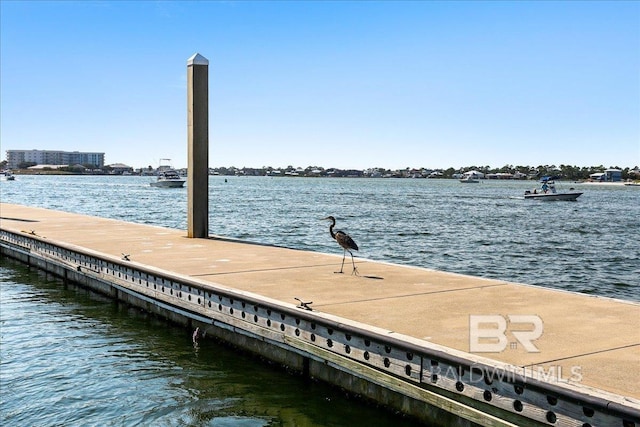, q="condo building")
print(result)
[5,150,105,169]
